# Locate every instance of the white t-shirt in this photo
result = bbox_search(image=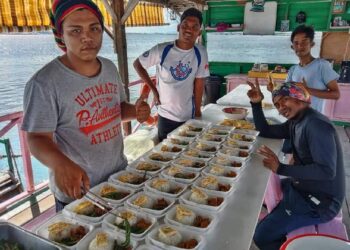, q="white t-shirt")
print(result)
[139,41,210,122]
